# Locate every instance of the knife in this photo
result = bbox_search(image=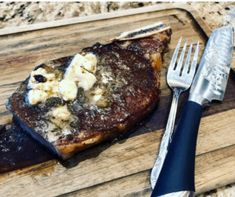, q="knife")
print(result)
[151,25,234,197]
